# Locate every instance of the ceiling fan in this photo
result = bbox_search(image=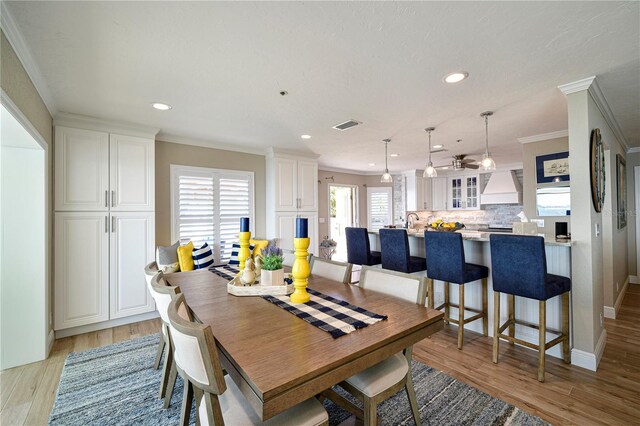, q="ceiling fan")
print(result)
[435,154,480,170]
